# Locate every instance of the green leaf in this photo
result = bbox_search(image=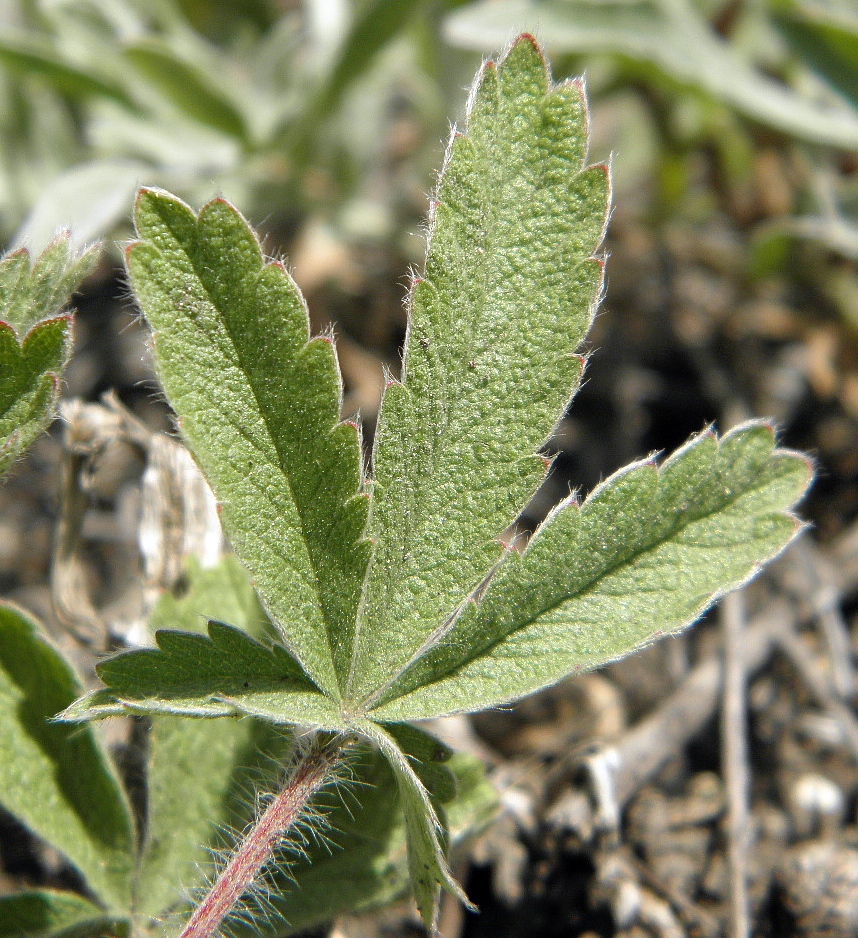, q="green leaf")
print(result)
[357,722,472,932]
[445,0,858,150]
[773,0,858,110]
[371,423,811,720]
[348,34,609,701]
[1,236,98,336]
[136,716,288,918]
[0,603,134,910]
[383,721,457,805]
[58,554,297,724]
[123,38,250,142]
[0,891,128,938]
[109,32,814,935]
[126,190,371,699]
[0,319,69,478]
[66,620,344,727]
[0,237,98,477]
